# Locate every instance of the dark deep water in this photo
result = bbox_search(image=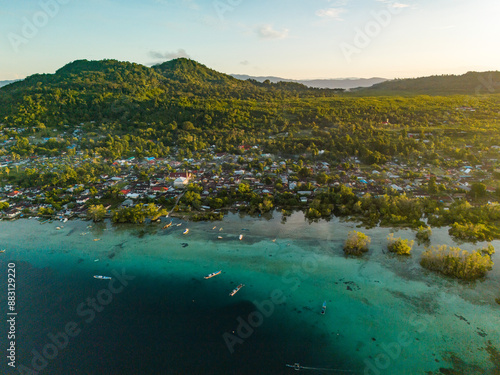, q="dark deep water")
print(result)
[1,259,355,375]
